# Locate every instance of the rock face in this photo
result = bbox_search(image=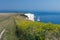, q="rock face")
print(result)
[24,13,34,21]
